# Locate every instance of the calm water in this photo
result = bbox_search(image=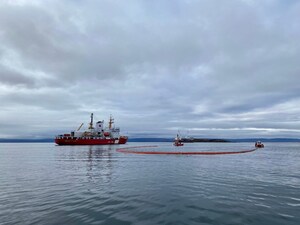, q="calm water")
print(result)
[0,142,299,225]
